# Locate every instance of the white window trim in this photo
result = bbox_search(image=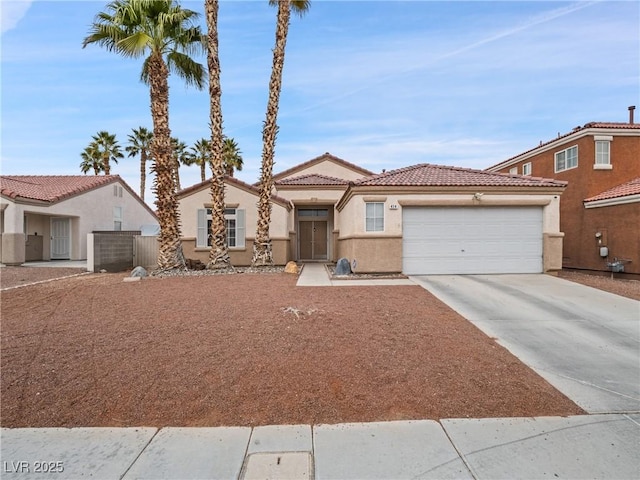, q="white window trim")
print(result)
[365,202,384,232]
[594,137,612,168]
[113,206,123,231]
[554,145,578,173]
[522,162,532,176]
[197,208,245,248]
[509,167,518,175]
